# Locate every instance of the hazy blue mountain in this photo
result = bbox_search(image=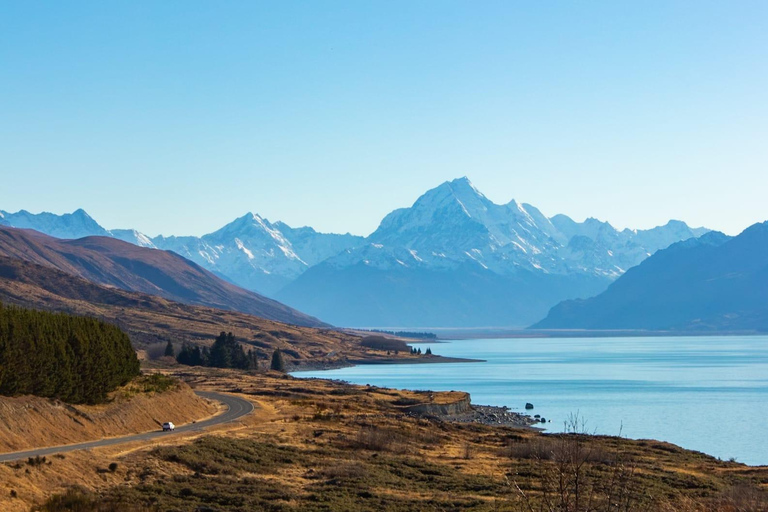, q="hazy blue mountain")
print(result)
[276,178,709,327]
[533,223,768,331]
